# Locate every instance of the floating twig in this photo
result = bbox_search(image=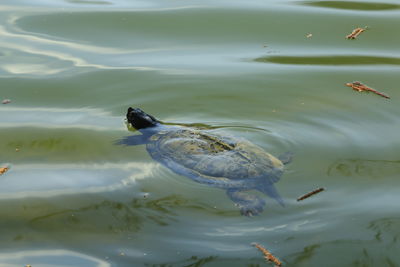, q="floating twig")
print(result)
[346,81,390,99]
[346,27,366,39]
[252,243,282,267]
[297,187,325,201]
[0,167,9,175]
